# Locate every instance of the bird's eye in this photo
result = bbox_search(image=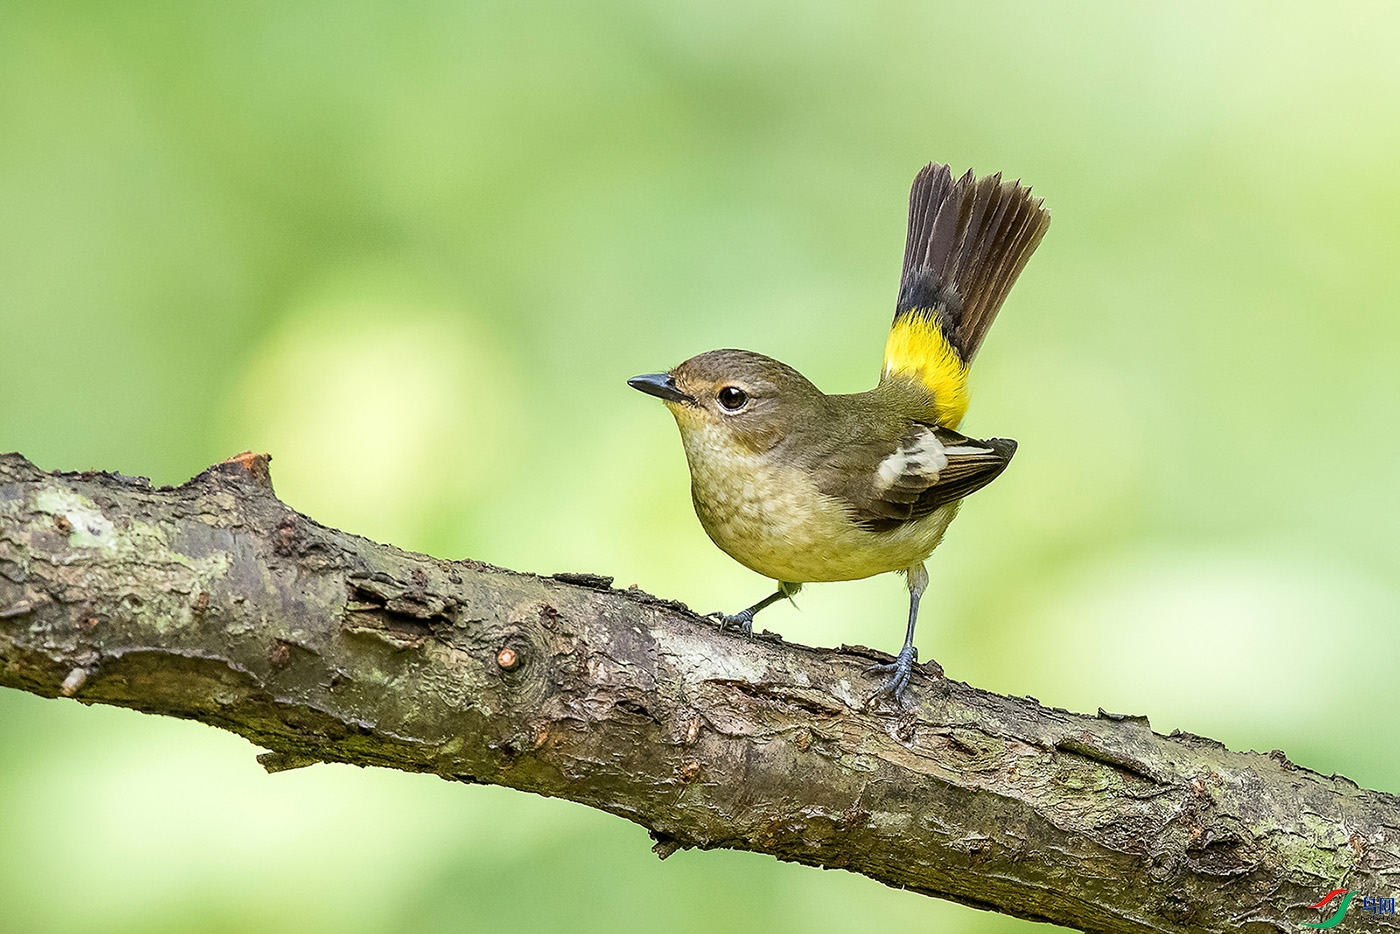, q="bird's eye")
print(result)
[717,386,748,411]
